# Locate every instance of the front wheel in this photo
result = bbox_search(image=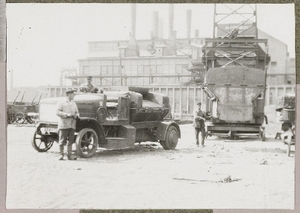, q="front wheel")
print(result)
[31,131,54,152]
[76,128,98,158]
[160,126,179,150]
